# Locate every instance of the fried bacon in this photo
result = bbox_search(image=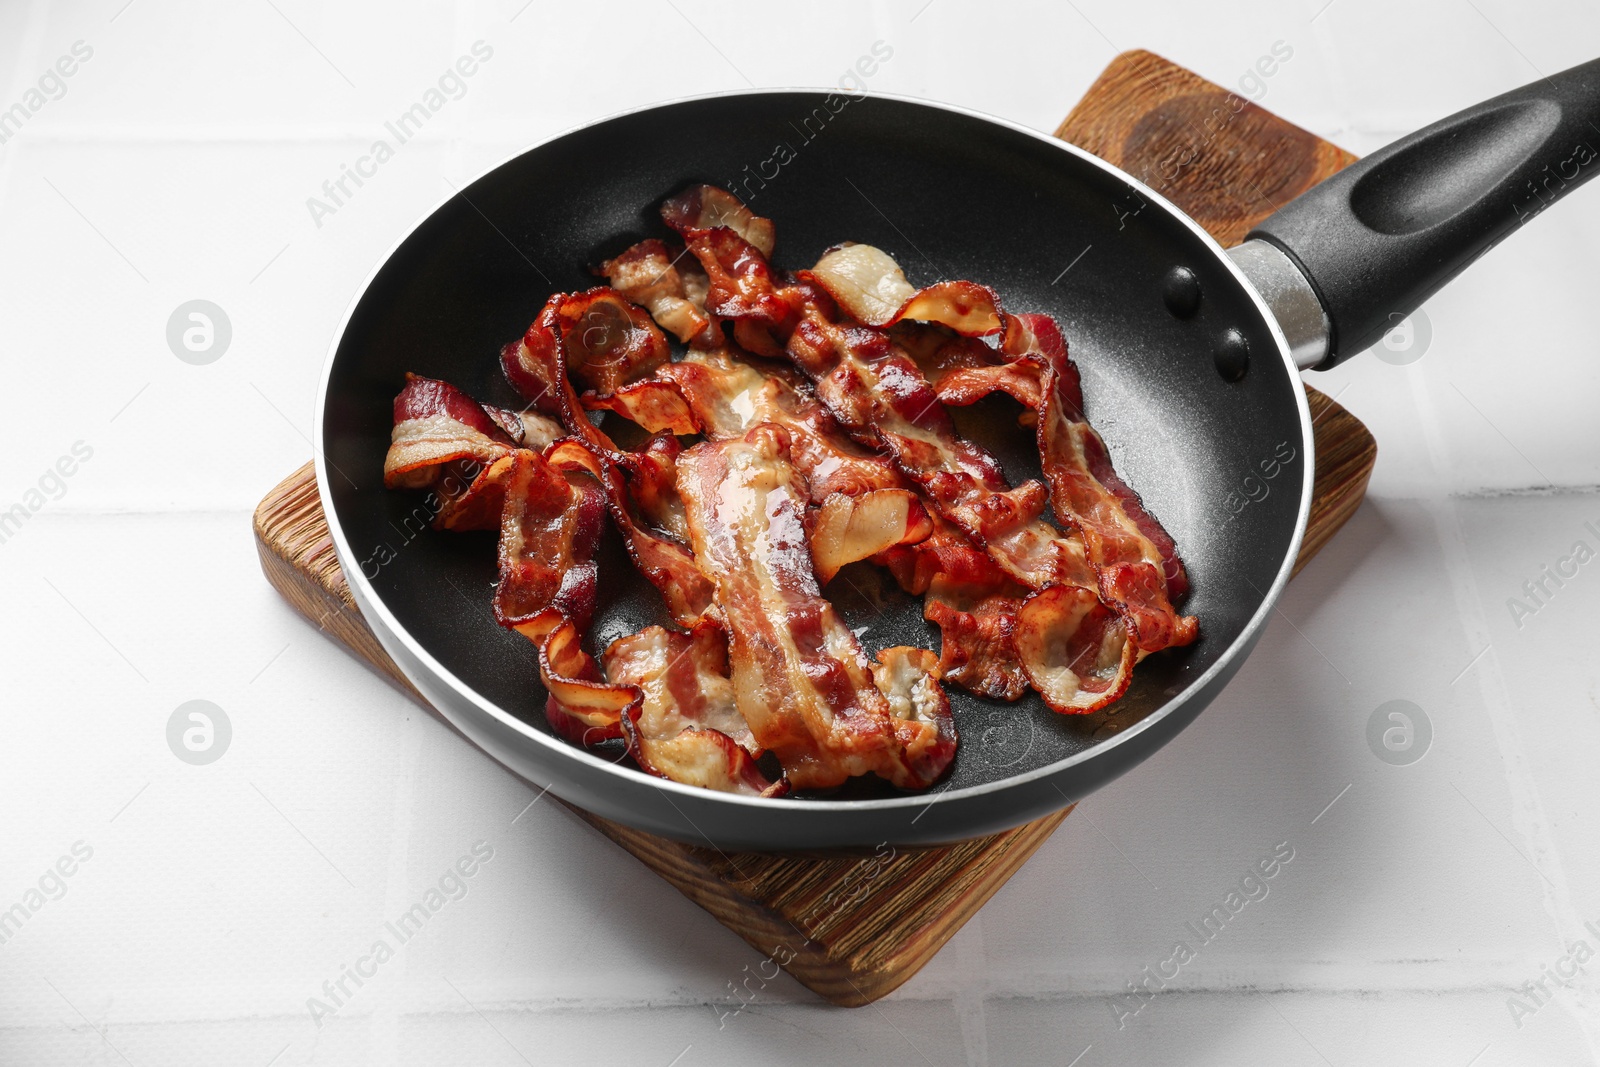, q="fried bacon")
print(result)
[491,448,607,637]
[1022,313,1197,652]
[546,439,715,628]
[812,240,1195,655]
[504,302,715,626]
[657,347,906,499]
[555,287,672,396]
[675,219,1160,711]
[580,379,698,435]
[502,289,668,424]
[384,373,518,489]
[811,243,1005,336]
[384,182,1201,795]
[535,616,635,745]
[609,344,1020,701]
[677,426,955,790]
[383,373,557,531]
[604,621,786,797]
[599,237,714,345]
[811,489,932,585]
[1013,584,1137,713]
[661,183,776,258]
